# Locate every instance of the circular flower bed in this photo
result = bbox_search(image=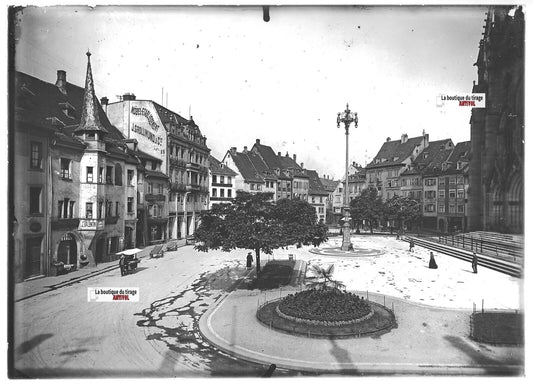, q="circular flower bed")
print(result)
[277,289,372,324]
